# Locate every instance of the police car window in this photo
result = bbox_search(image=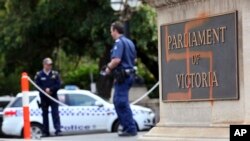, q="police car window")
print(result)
[67,94,96,106]
[10,96,36,107]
